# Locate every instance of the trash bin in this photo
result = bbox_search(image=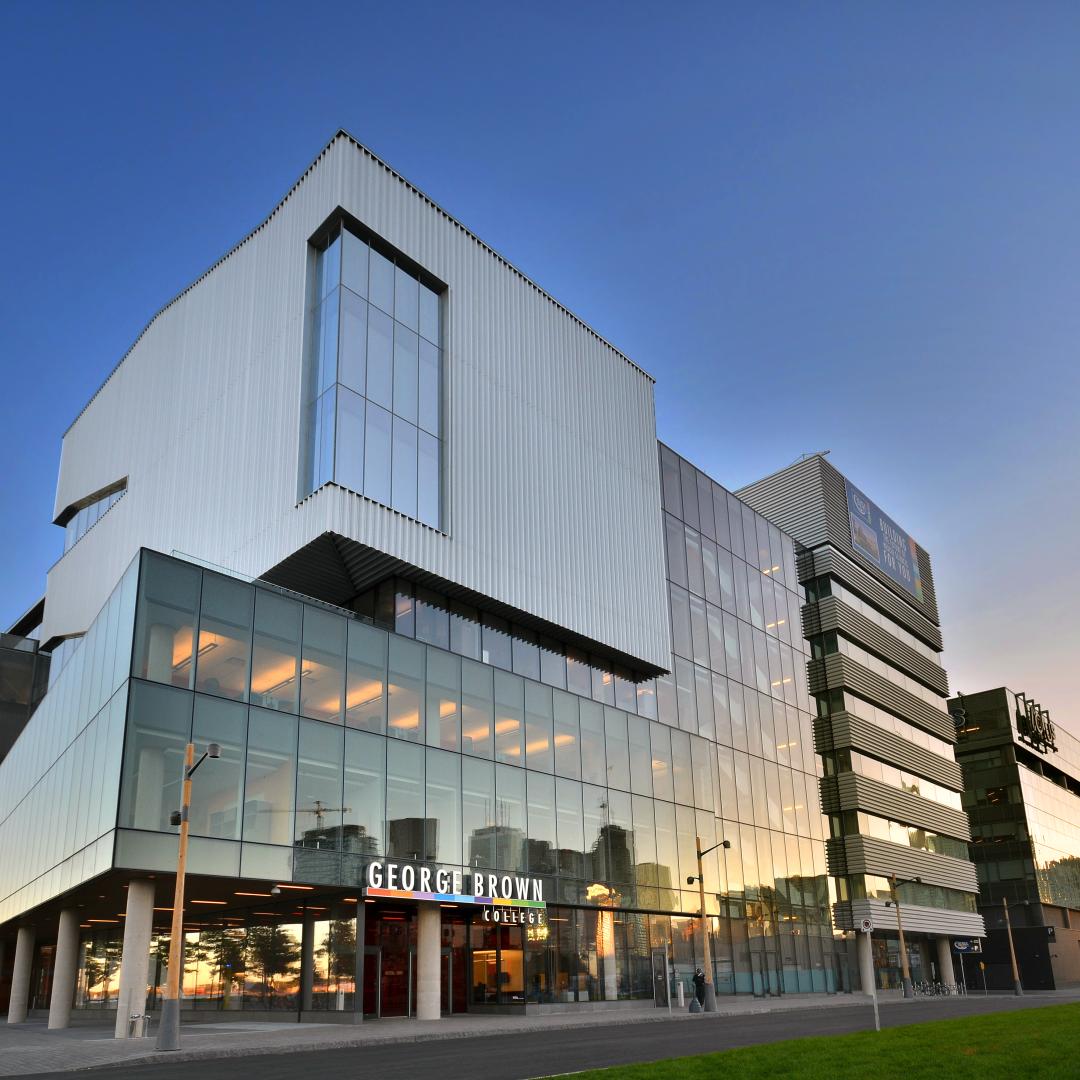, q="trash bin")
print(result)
[128,1013,149,1038]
